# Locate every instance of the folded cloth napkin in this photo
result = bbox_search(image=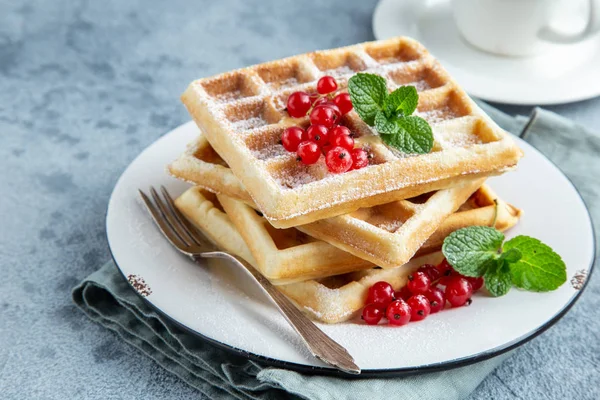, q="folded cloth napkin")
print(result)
[73,104,599,400]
